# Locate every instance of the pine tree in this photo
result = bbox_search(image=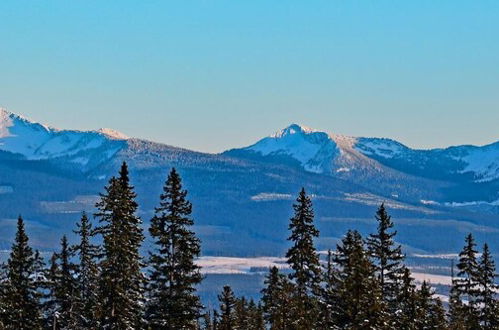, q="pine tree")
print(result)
[394,267,418,329]
[285,188,321,329]
[261,266,294,329]
[43,236,79,329]
[234,296,249,329]
[414,281,446,329]
[333,230,387,329]
[476,243,498,328]
[71,212,100,329]
[452,233,480,329]
[367,203,405,311]
[218,286,237,330]
[95,162,145,329]
[319,249,340,329]
[0,216,43,329]
[146,168,203,329]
